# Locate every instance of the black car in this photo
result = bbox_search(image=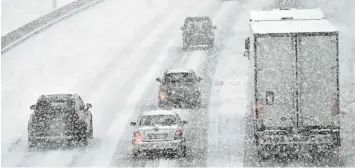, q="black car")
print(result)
[27,94,93,150]
[180,16,217,50]
[156,69,203,108]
